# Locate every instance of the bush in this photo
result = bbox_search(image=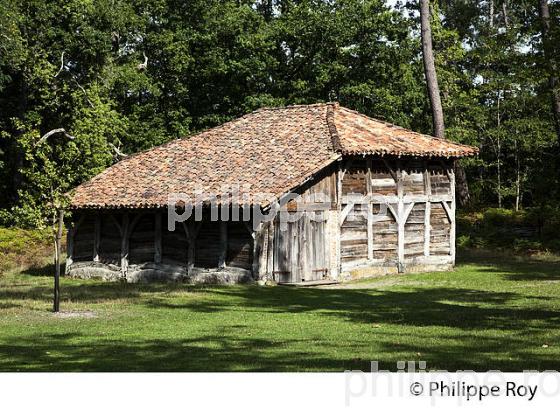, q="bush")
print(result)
[457,207,560,254]
[0,227,52,274]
